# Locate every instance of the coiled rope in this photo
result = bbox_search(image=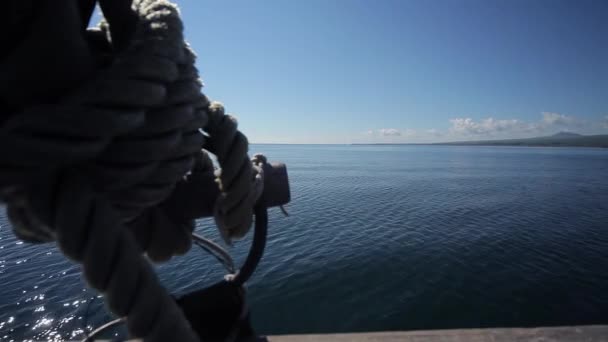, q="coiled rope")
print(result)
[0,0,261,340]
